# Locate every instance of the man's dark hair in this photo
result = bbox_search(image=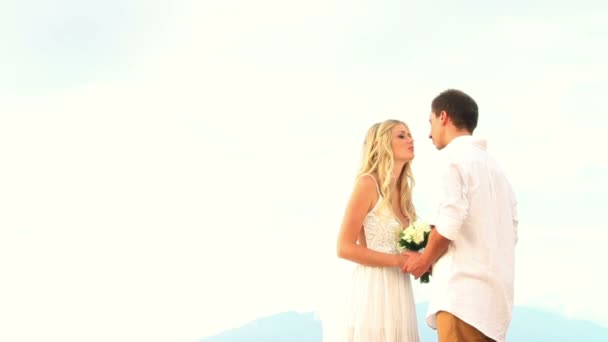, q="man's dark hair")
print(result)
[431,89,478,133]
